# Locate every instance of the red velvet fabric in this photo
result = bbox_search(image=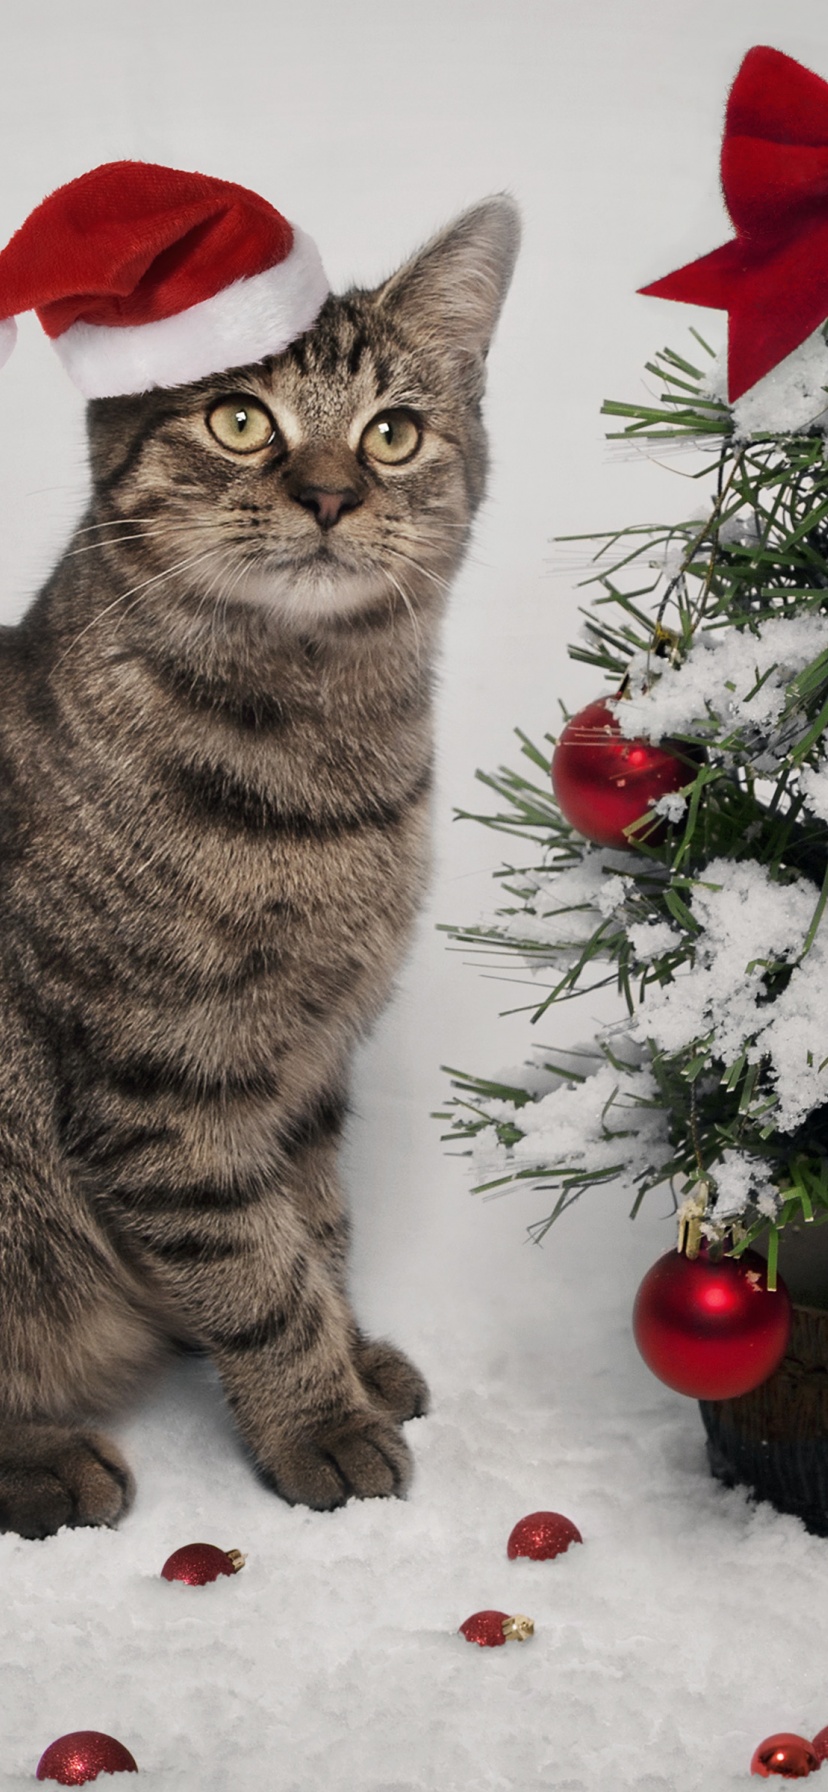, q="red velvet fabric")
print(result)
[0,161,293,337]
[640,46,828,400]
